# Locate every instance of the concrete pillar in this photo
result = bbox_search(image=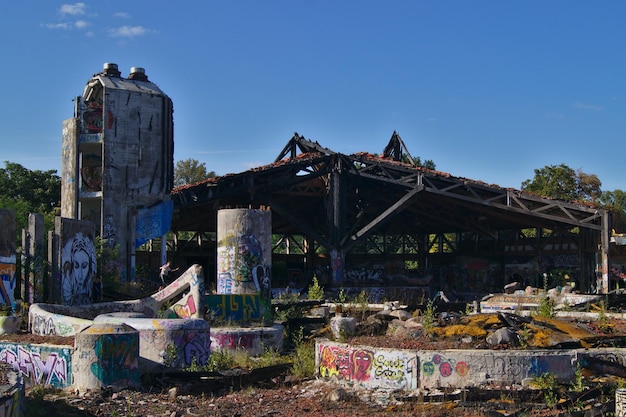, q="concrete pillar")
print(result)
[216,208,271,297]
[73,323,140,392]
[330,315,357,340]
[28,214,44,303]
